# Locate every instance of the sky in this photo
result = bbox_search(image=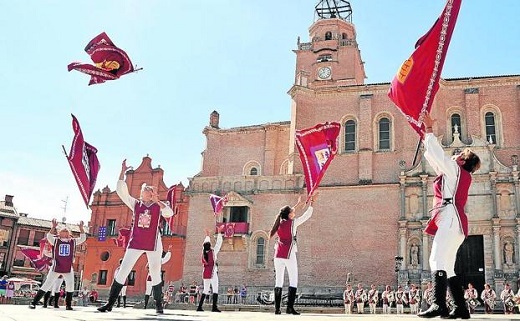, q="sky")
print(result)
[1,0,519,225]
